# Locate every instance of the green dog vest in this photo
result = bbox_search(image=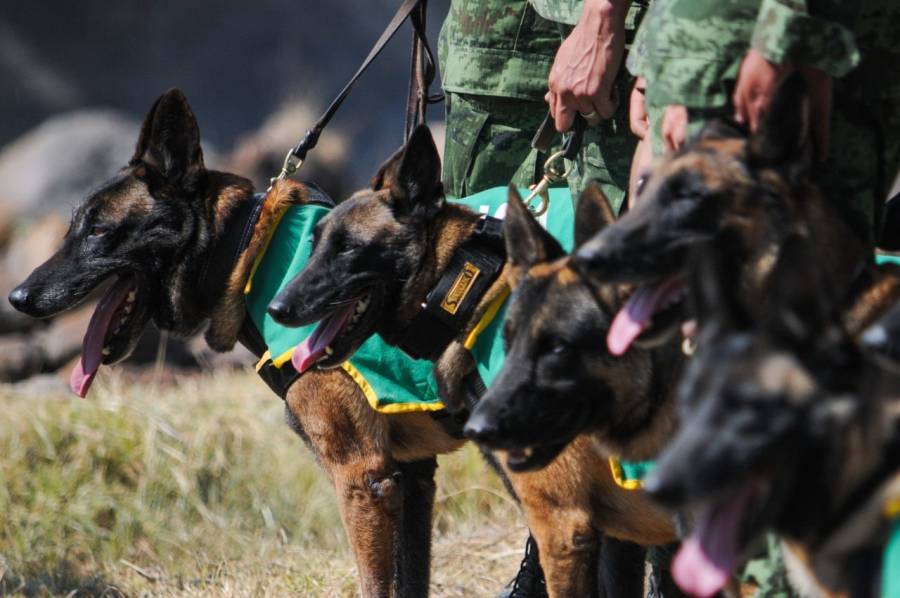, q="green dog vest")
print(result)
[242,187,575,413]
[243,203,443,412]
